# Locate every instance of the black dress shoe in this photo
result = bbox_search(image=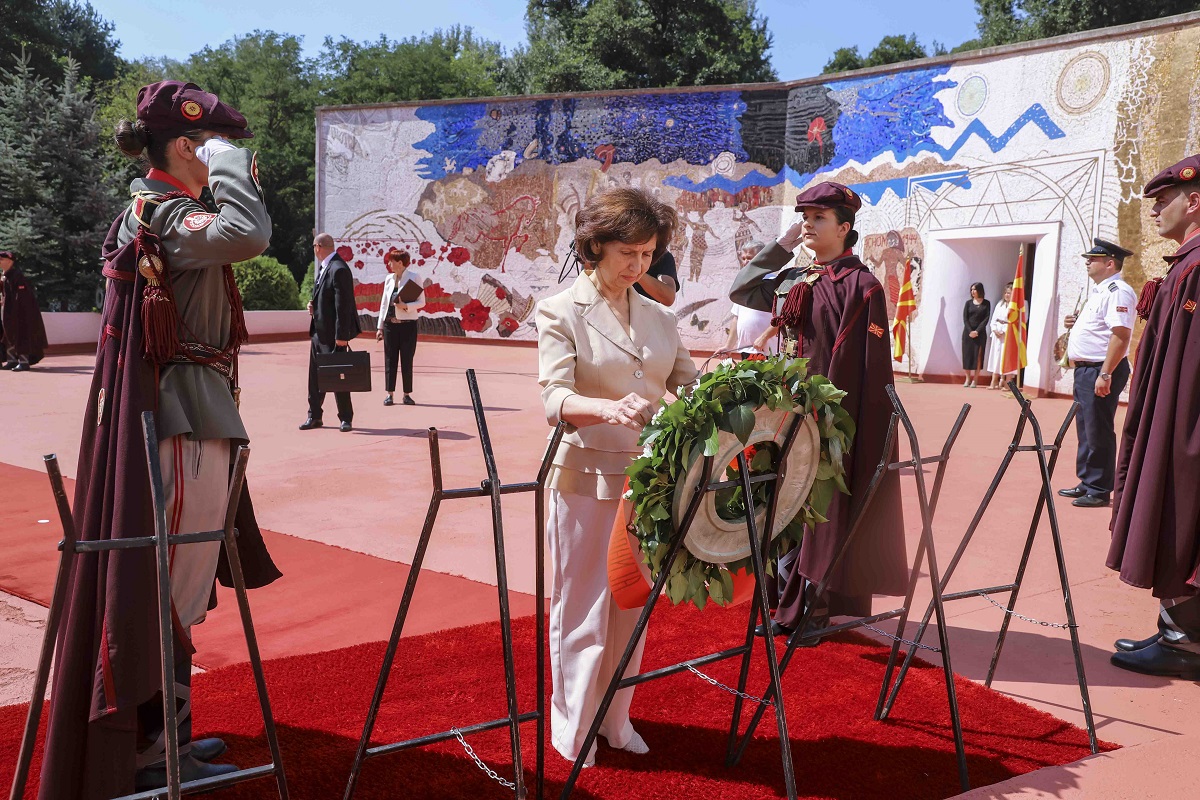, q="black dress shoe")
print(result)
[298,417,323,430]
[11,362,29,372]
[1110,641,1200,679]
[0,361,14,370]
[403,394,416,406]
[135,755,239,790]
[190,737,227,763]
[383,395,394,406]
[753,620,793,638]
[1073,494,1109,508]
[340,421,352,432]
[1115,633,1160,652]
[1058,486,1087,498]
